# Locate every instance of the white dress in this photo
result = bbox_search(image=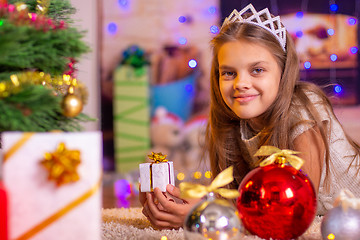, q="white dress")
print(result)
[239,92,360,215]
